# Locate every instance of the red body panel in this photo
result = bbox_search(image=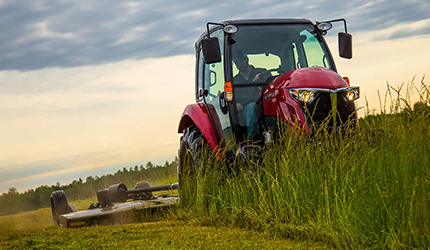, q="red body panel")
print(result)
[178,103,222,150]
[263,67,349,131]
[263,89,310,132]
[271,67,348,89]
